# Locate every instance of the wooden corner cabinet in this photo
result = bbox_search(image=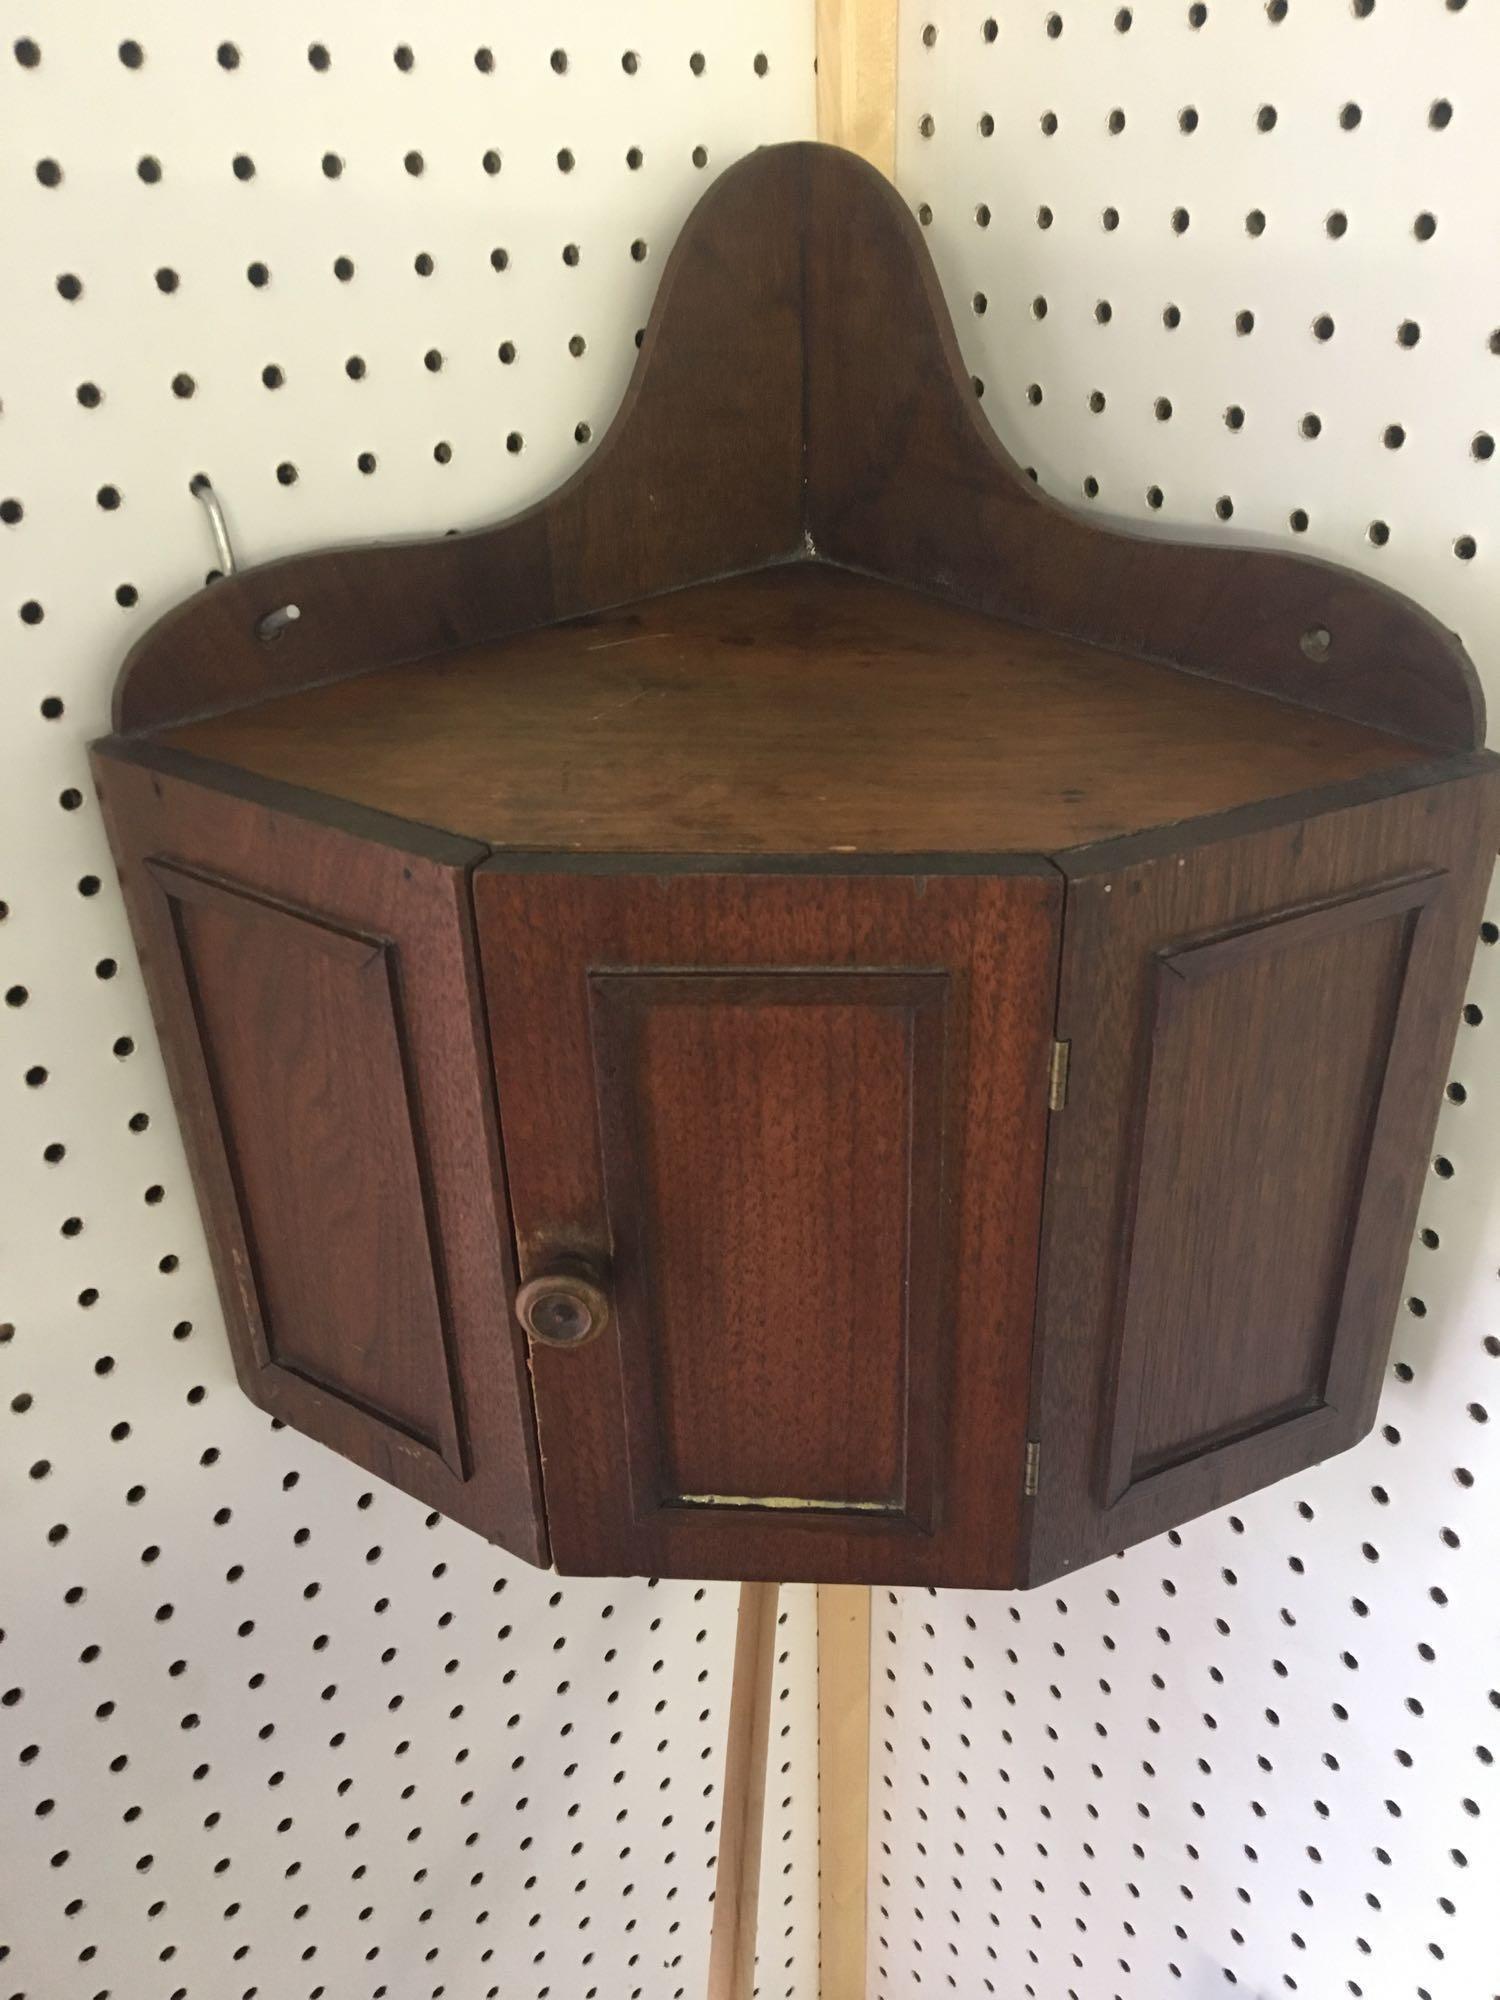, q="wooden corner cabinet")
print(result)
[92,144,1500,1589]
